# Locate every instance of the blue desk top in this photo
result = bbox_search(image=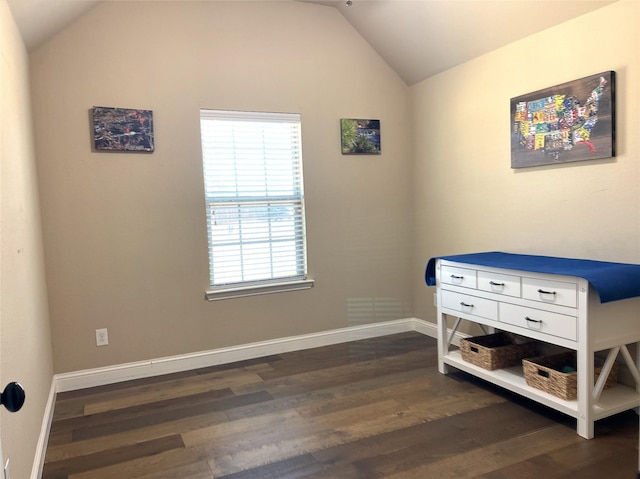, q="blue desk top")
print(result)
[425,252,640,303]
